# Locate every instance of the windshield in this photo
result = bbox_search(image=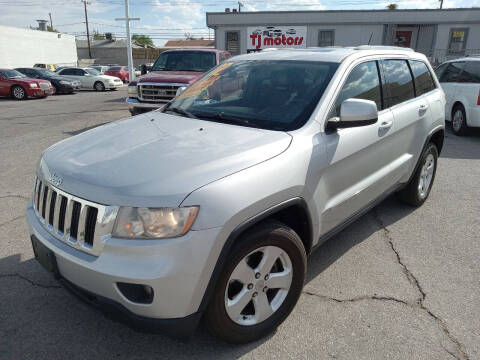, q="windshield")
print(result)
[165,60,339,131]
[37,69,57,77]
[0,70,26,79]
[85,68,100,75]
[152,51,216,72]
